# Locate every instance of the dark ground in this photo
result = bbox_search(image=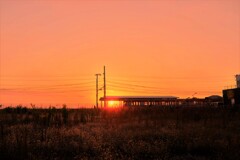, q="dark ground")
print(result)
[0,106,240,160]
